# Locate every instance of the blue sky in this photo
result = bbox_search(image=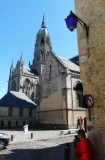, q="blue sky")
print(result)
[0,0,78,98]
